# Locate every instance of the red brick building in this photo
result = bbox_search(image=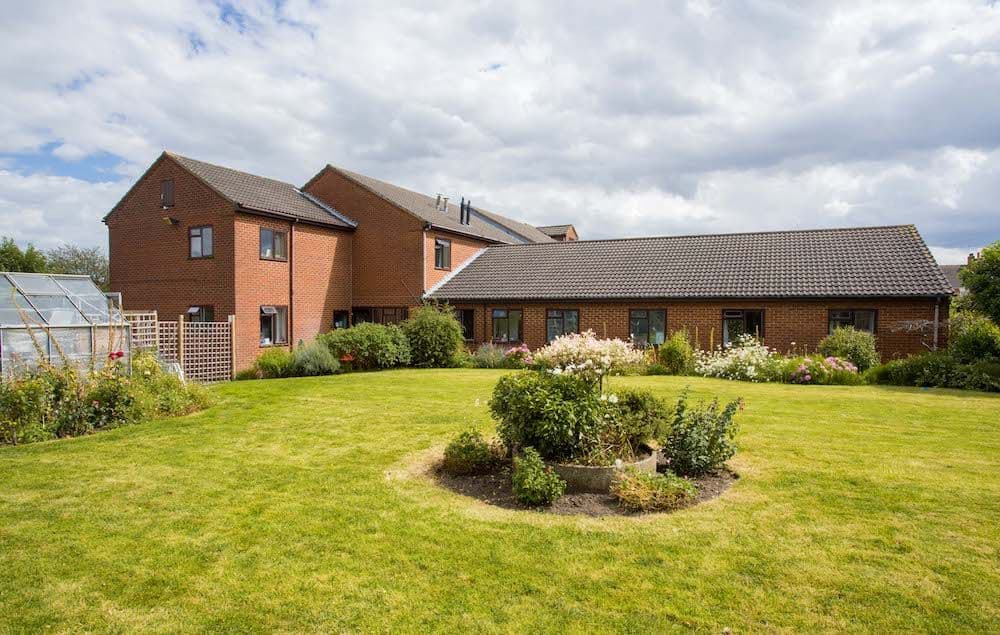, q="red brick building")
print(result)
[107,153,953,370]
